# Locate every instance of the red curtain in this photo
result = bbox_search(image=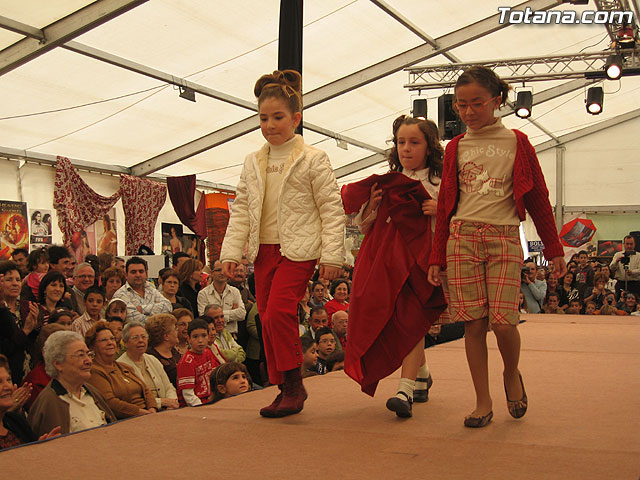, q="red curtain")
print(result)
[120,175,167,255]
[54,156,121,248]
[167,174,208,263]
